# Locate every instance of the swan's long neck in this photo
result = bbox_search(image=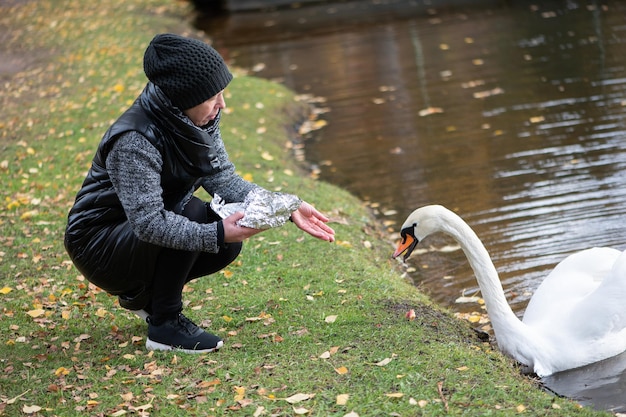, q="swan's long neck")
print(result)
[438,211,528,342]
